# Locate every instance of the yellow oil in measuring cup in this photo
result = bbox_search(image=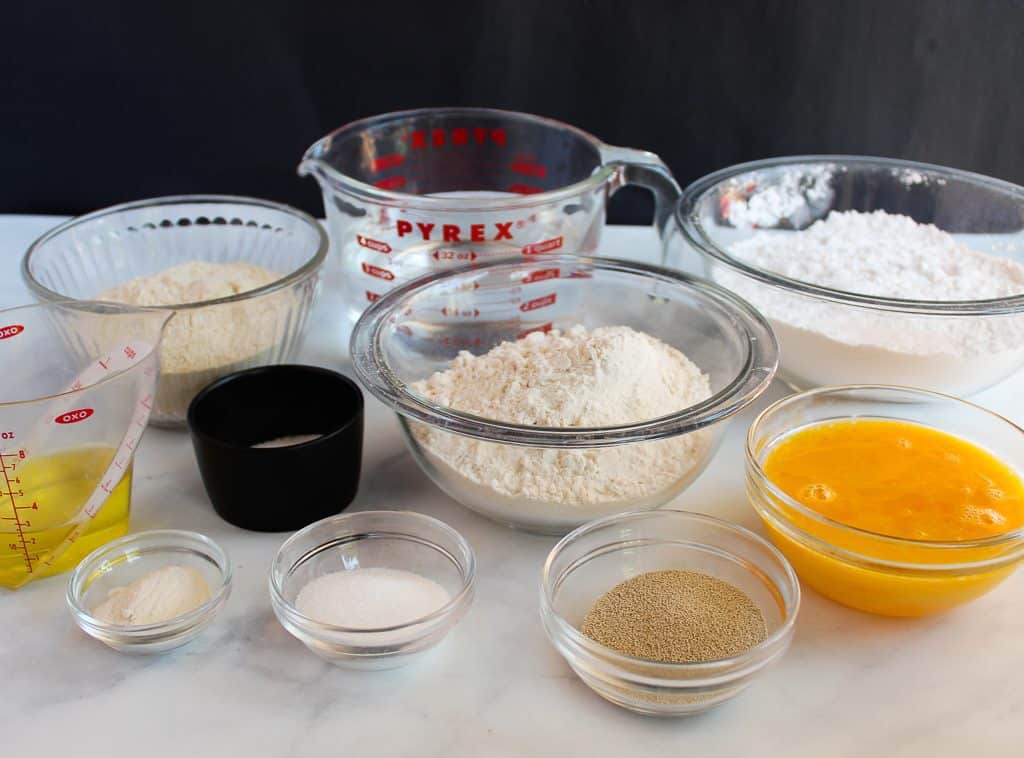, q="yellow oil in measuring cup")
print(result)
[0,446,132,587]
[0,302,170,589]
